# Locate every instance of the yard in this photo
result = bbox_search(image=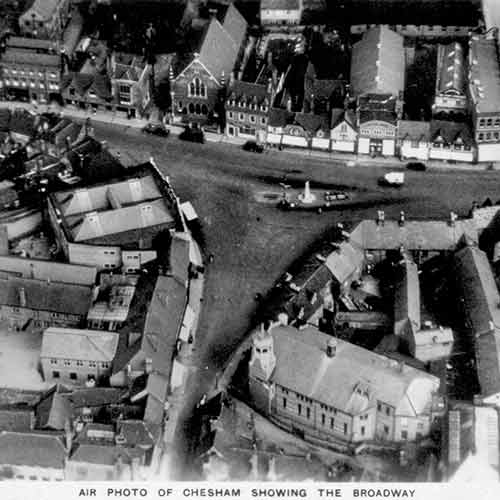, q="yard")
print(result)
[0,322,49,391]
